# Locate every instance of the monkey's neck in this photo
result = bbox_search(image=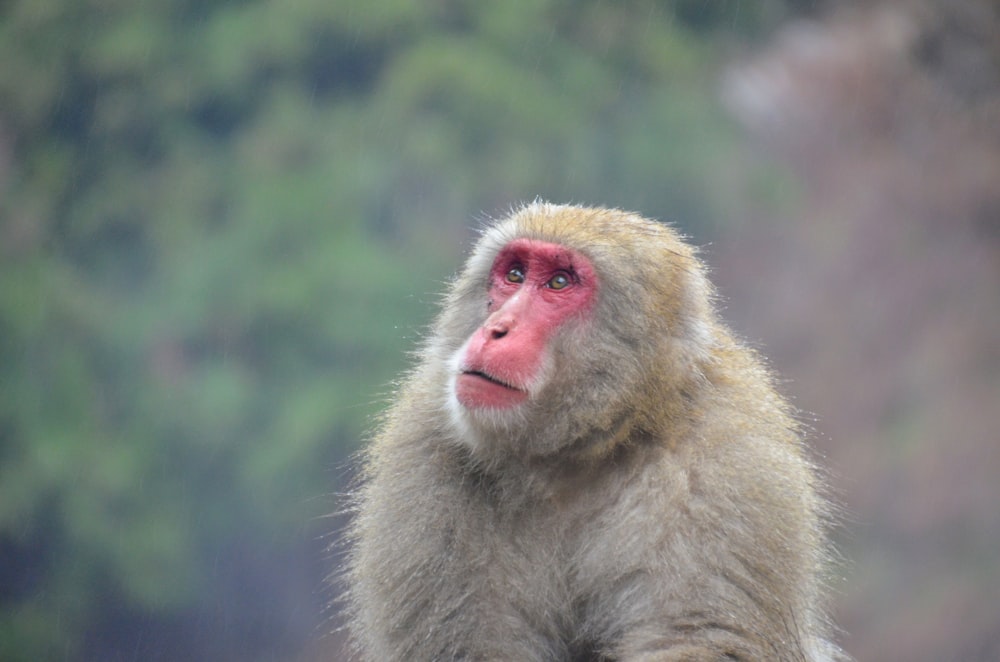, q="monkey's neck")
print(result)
[451,415,661,511]
[552,407,644,463]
